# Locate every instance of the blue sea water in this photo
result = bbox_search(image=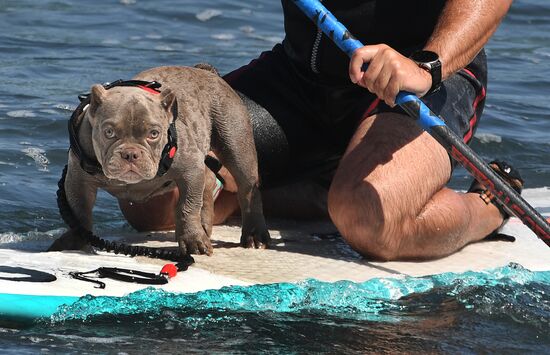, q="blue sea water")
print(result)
[0,0,549,353]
